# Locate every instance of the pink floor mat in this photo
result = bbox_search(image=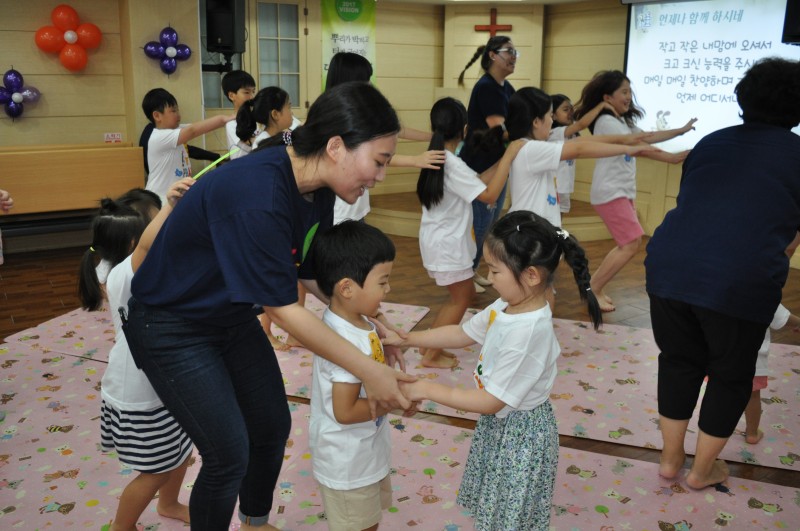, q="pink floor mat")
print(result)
[4,306,115,361]
[2,343,798,531]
